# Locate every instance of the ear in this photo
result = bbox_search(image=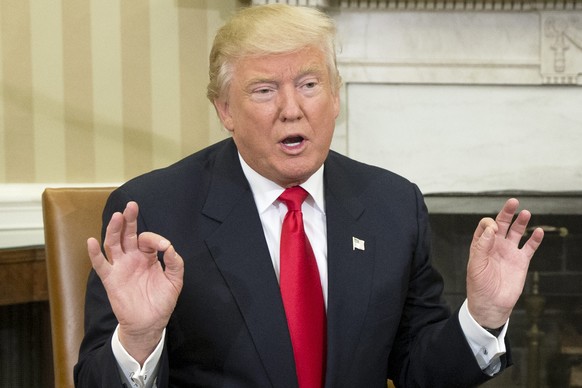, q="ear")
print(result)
[333,91,340,119]
[214,98,234,132]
